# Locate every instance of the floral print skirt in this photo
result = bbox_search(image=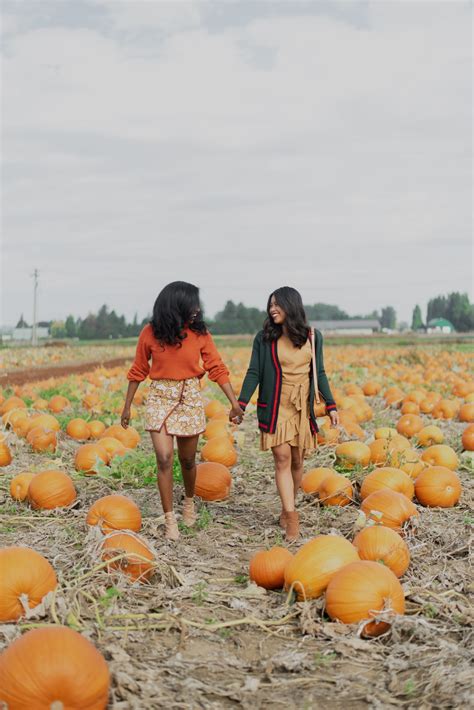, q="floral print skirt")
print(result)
[144,377,206,437]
